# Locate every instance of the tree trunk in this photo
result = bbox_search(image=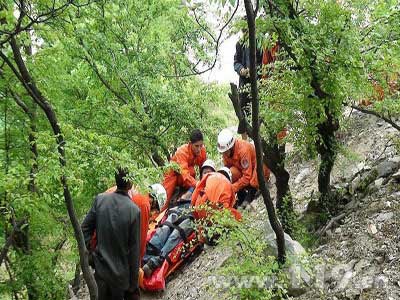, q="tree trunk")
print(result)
[1,38,98,300]
[316,110,338,211]
[228,84,293,234]
[264,1,340,212]
[27,111,38,194]
[24,43,38,194]
[262,138,293,234]
[9,90,38,193]
[244,0,286,264]
[4,257,19,300]
[2,96,10,211]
